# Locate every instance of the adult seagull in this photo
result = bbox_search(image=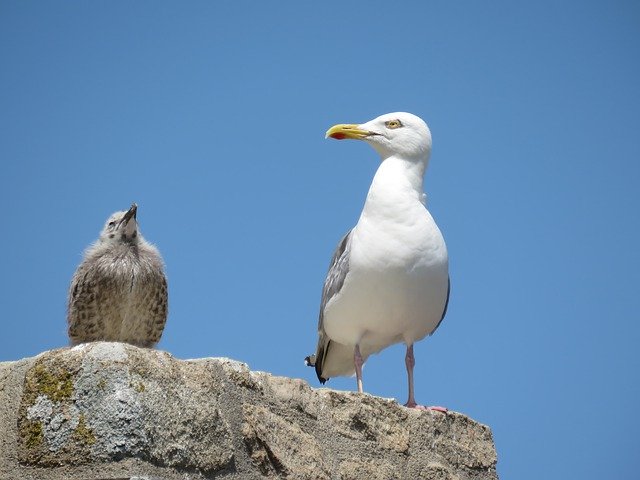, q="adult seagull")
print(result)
[305,112,450,410]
